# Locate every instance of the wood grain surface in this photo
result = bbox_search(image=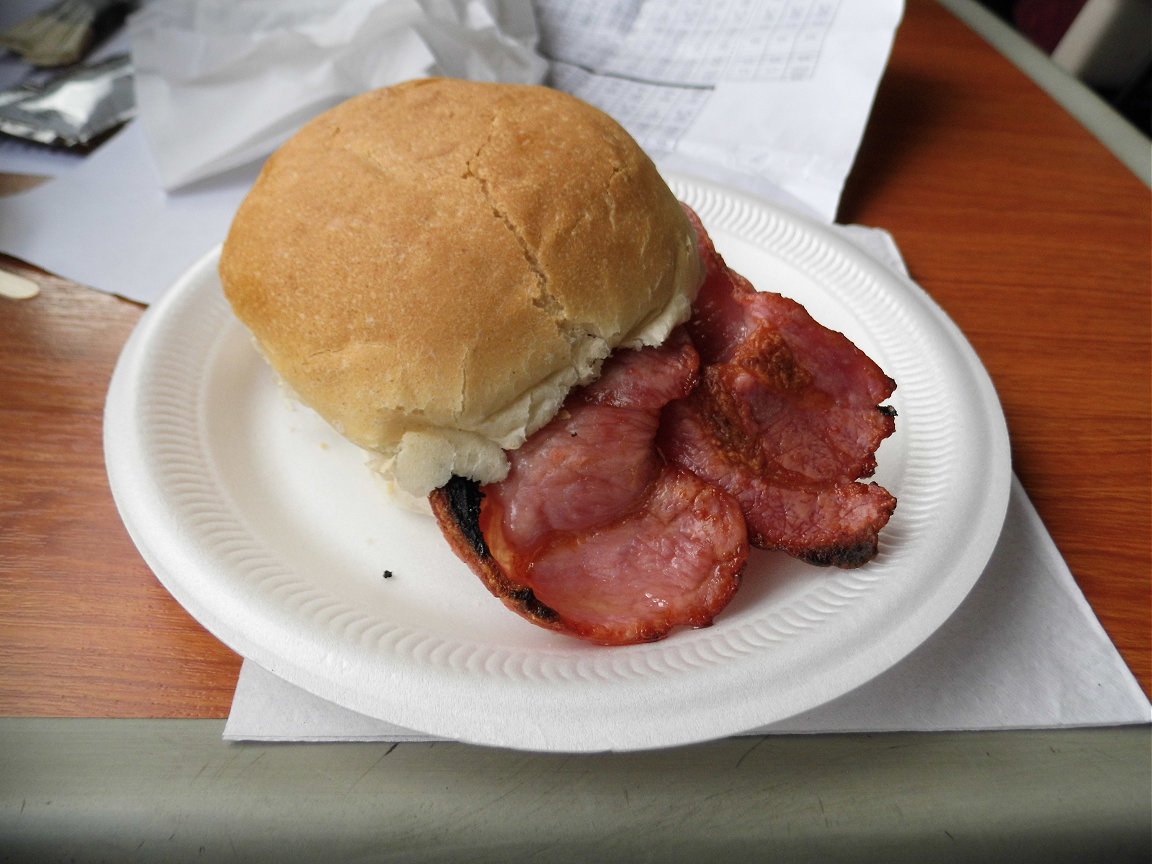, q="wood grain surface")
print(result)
[1,0,1148,718]
[0,267,243,716]
[840,1,1150,698]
